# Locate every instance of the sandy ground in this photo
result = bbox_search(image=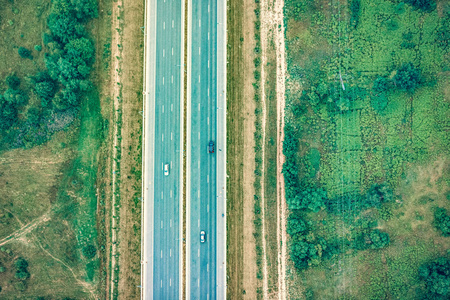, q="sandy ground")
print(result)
[259,0,288,299]
[241,0,259,298]
[272,0,287,298]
